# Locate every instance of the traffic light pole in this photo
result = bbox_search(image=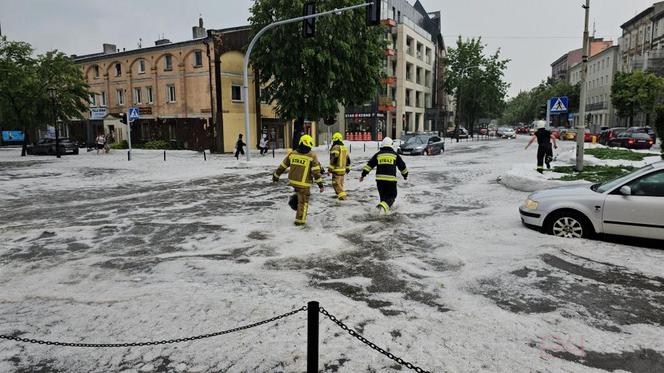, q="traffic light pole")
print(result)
[242,1,373,161]
[127,114,133,161]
